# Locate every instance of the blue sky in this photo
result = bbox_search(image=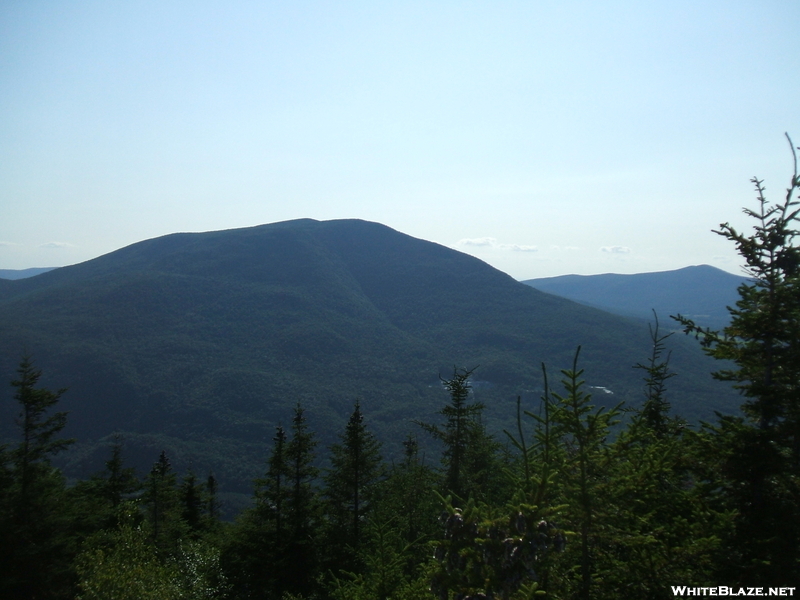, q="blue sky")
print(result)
[1,1,798,278]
